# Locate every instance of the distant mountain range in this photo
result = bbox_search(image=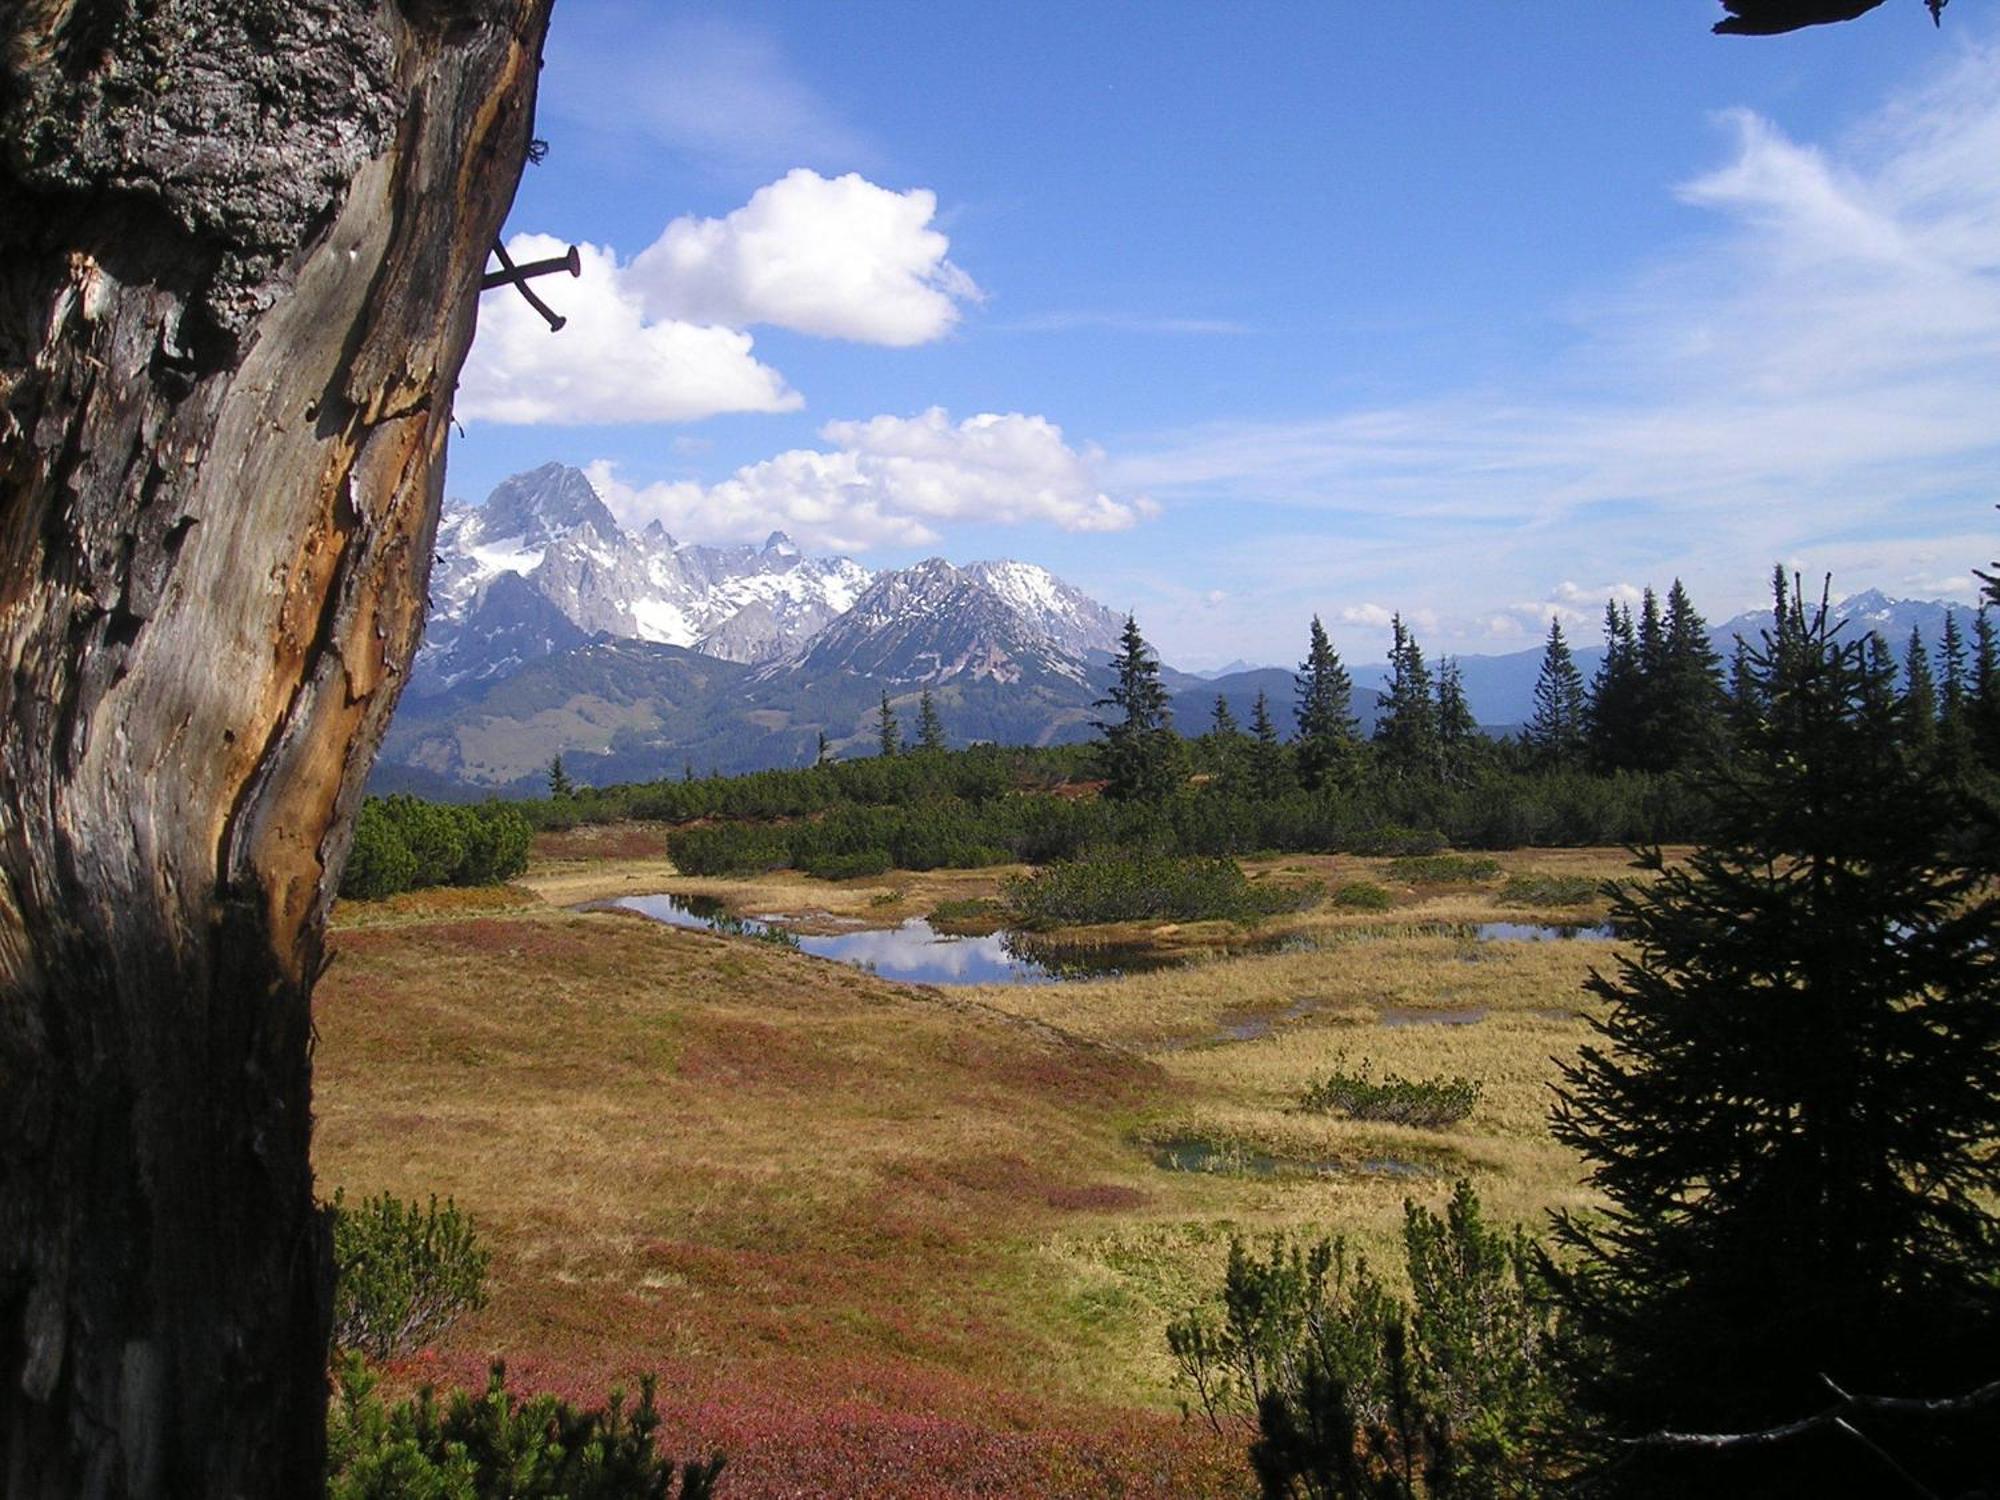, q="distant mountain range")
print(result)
[380,464,1241,793]
[374,463,1978,793]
